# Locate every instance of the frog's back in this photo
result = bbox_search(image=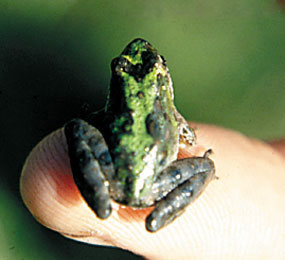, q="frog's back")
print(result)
[103,39,179,206]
